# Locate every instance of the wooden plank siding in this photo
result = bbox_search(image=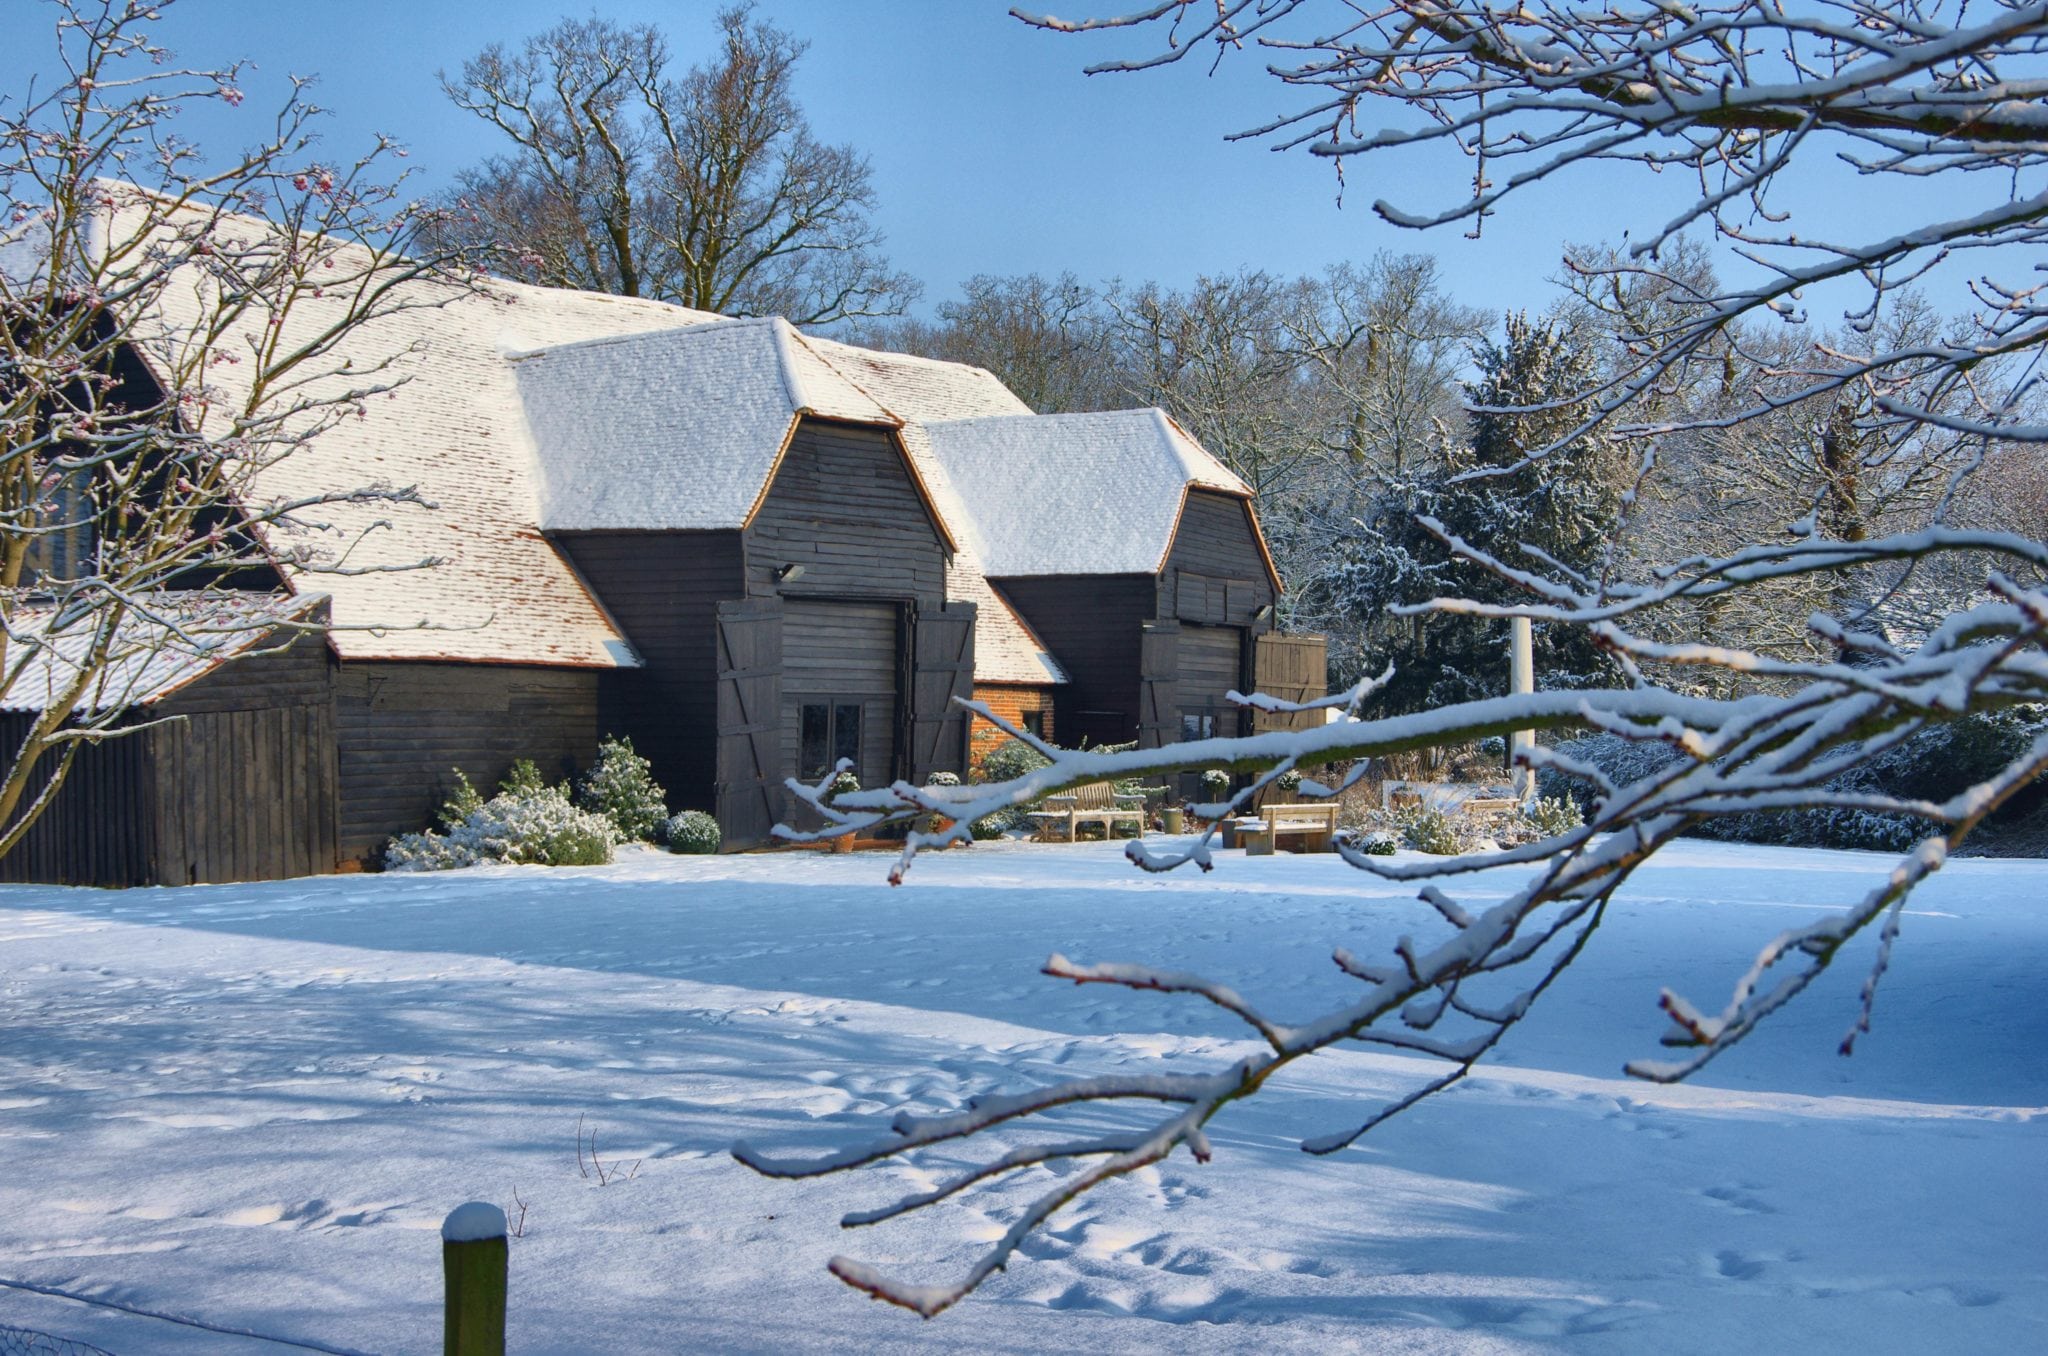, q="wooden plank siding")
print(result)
[331,662,600,866]
[745,420,948,606]
[552,530,744,811]
[1160,491,1276,627]
[993,575,1157,750]
[0,627,339,887]
[0,713,157,886]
